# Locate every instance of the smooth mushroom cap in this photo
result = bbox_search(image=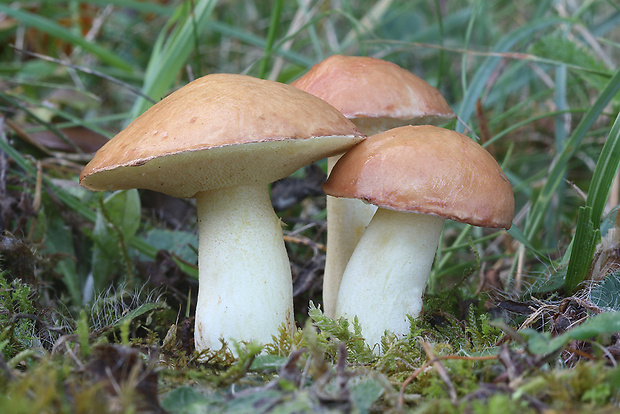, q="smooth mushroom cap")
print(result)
[322,125,514,229]
[290,55,455,129]
[80,73,365,197]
